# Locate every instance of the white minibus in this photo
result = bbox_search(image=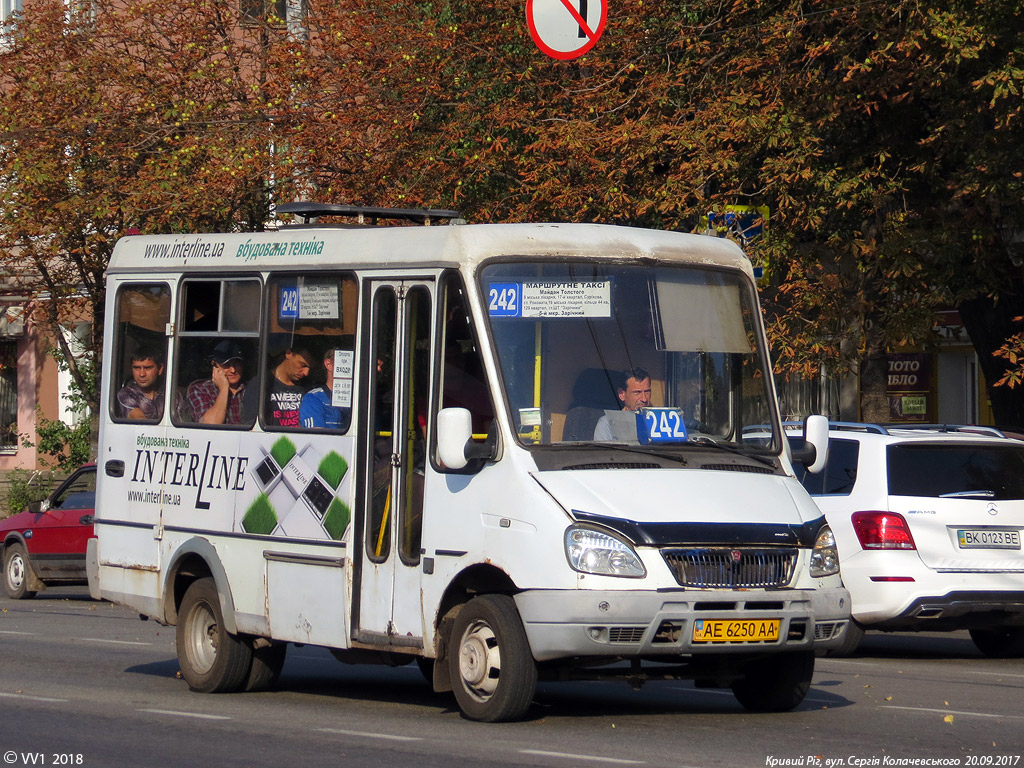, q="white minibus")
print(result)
[89,203,850,721]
